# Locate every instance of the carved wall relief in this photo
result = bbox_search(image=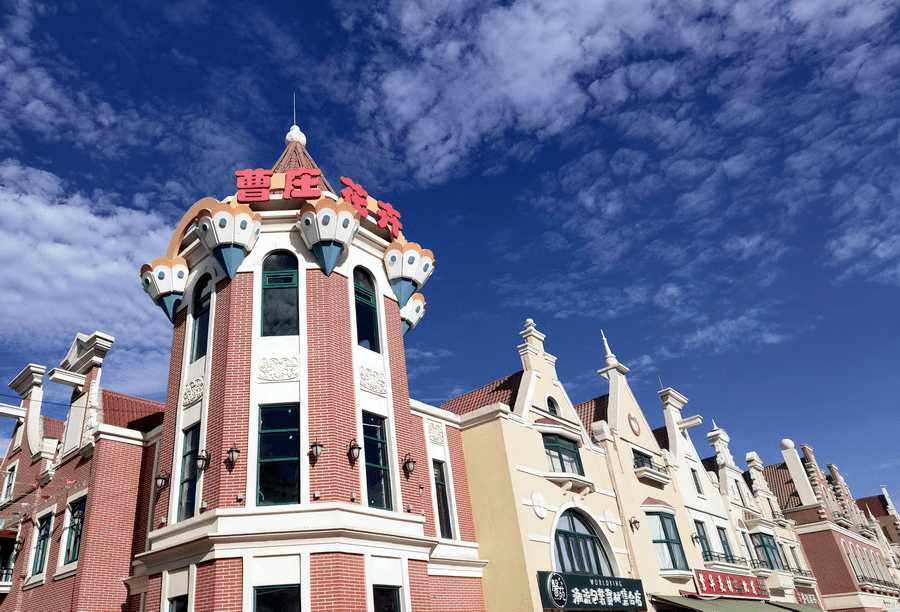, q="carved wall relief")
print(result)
[259,357,300,381]
[359,366,387,395]
[183,377,204,406]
